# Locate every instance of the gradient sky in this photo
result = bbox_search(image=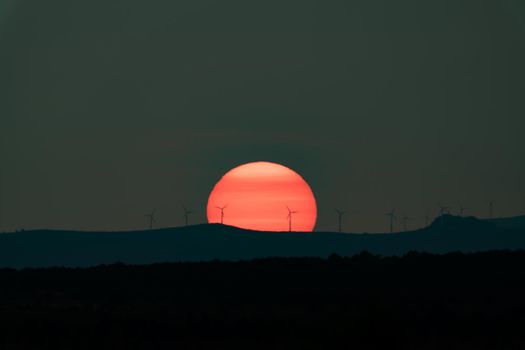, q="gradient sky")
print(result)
[1,0,524,233]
